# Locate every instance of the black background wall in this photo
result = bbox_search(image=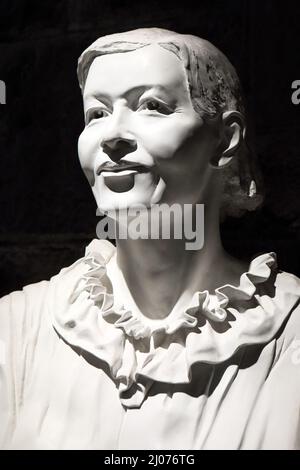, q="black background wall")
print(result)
[0,0,299,297]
